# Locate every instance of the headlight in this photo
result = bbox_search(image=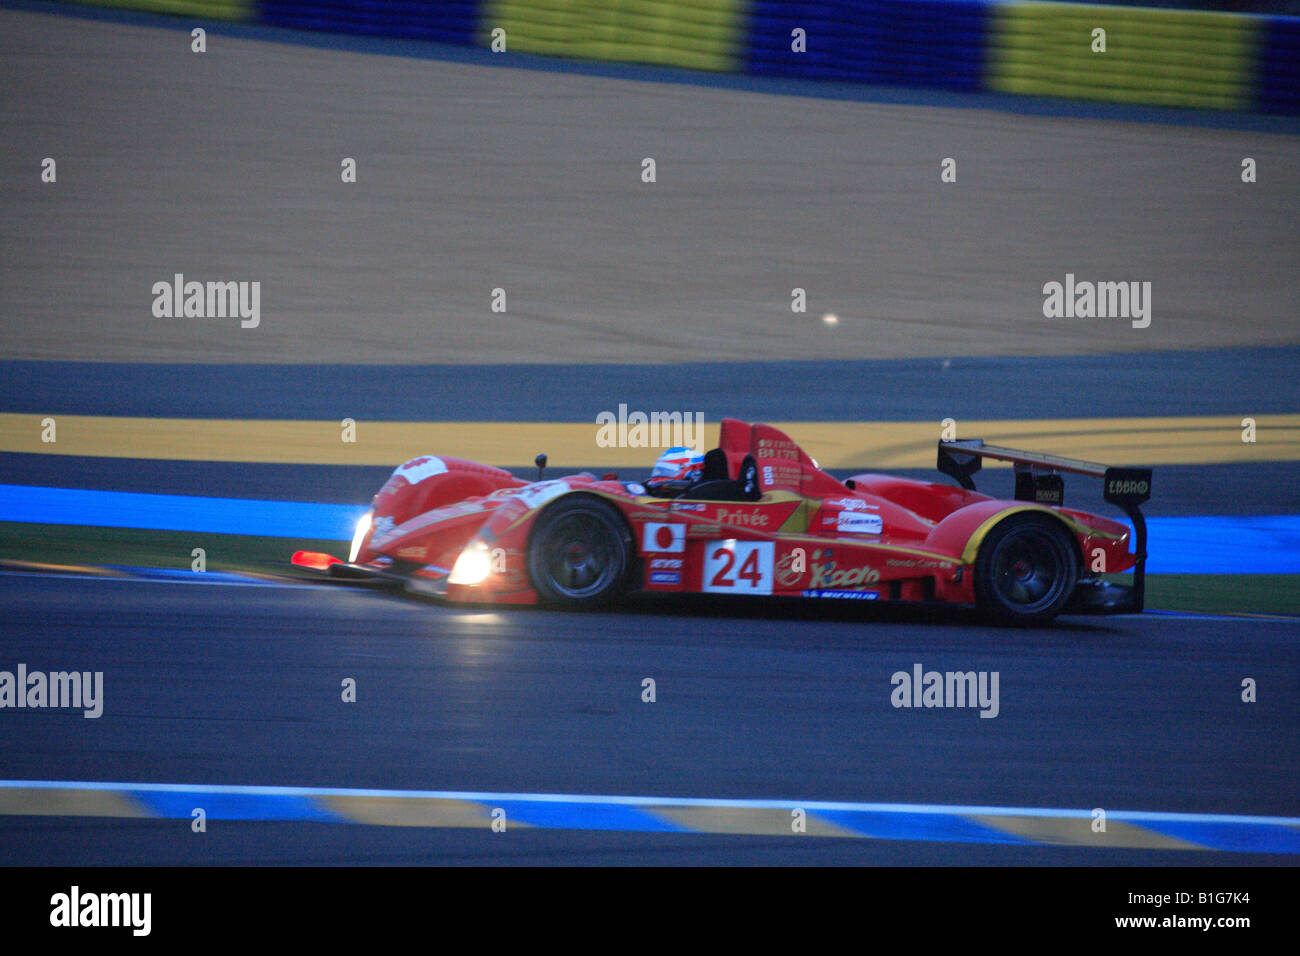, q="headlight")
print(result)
[448,540,493,586]
[349,511,373,563]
